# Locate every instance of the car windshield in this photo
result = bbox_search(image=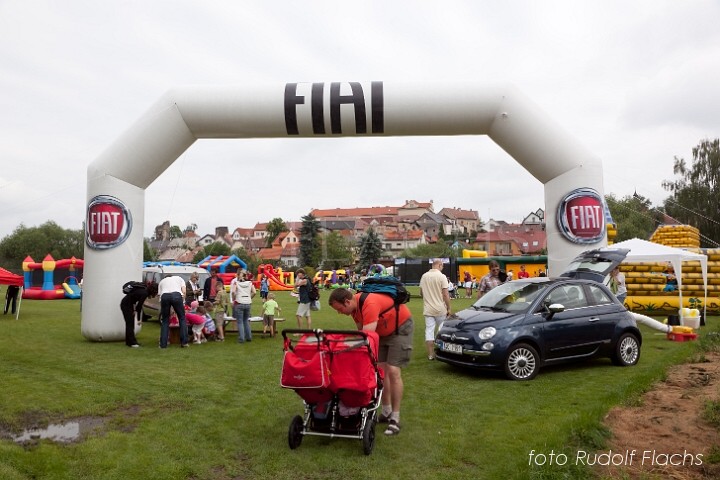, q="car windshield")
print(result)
[472,281,550,313]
